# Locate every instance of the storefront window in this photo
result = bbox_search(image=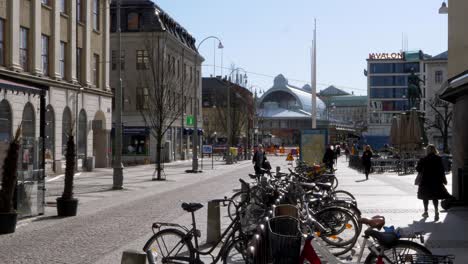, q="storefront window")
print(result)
[122,127,149,156]
[45,105,55,162]
[22,103,35,139]
[62,107,72,157]
[0,99,11,142]
[78,110,87,158]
